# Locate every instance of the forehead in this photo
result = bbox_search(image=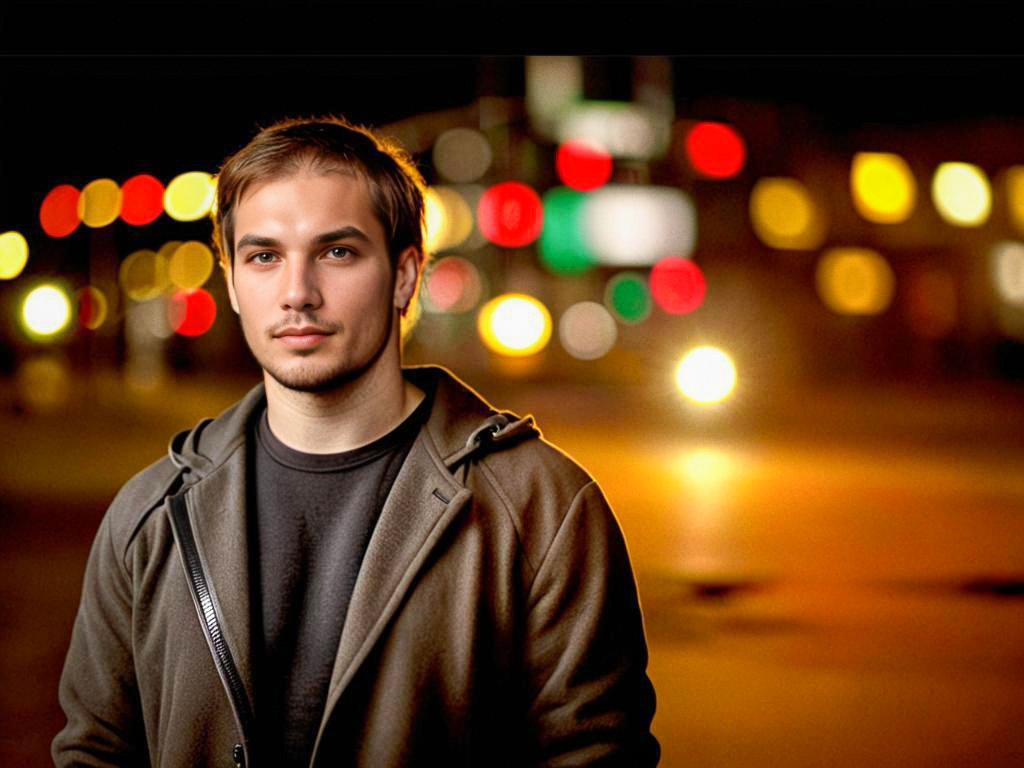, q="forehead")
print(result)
[233,169,385,243]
